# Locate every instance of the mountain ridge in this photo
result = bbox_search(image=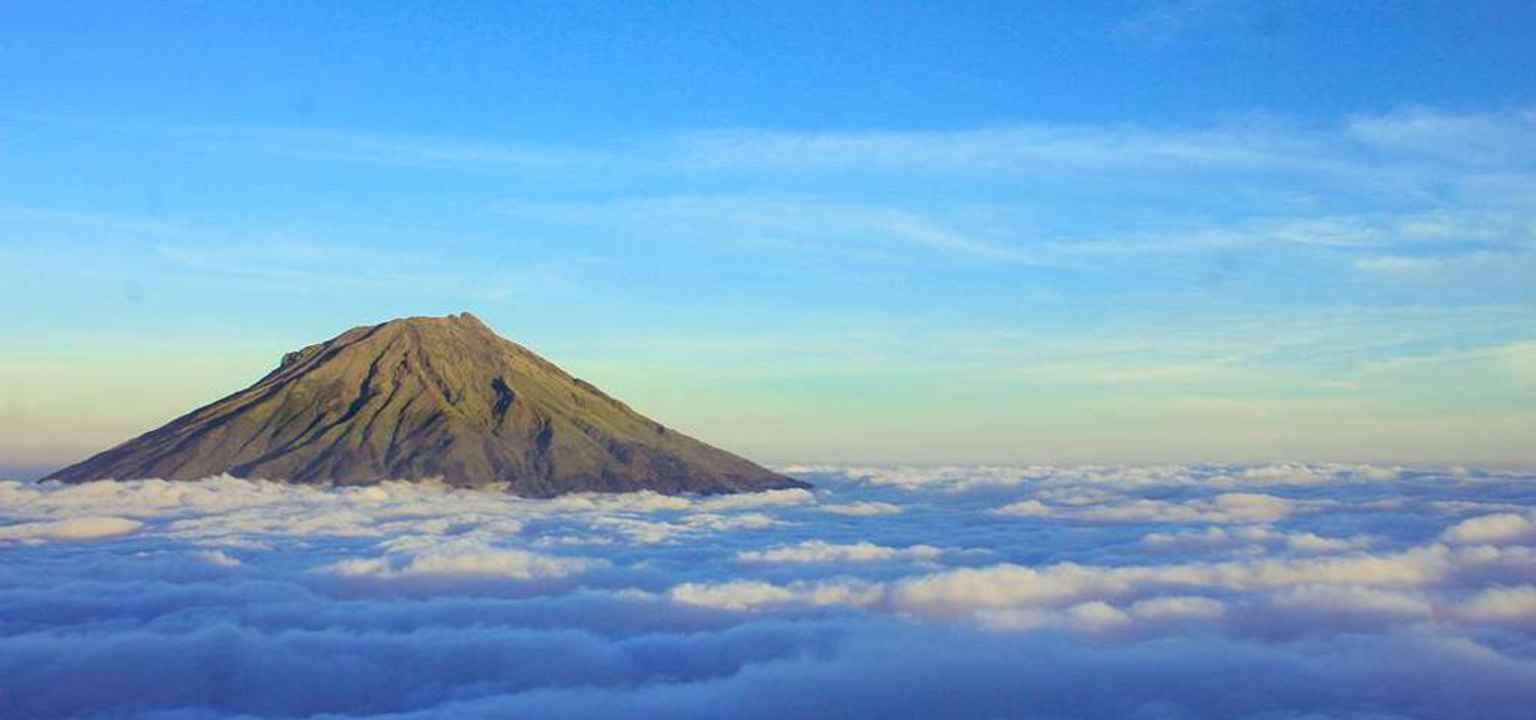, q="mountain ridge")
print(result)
[43,313,807,496]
